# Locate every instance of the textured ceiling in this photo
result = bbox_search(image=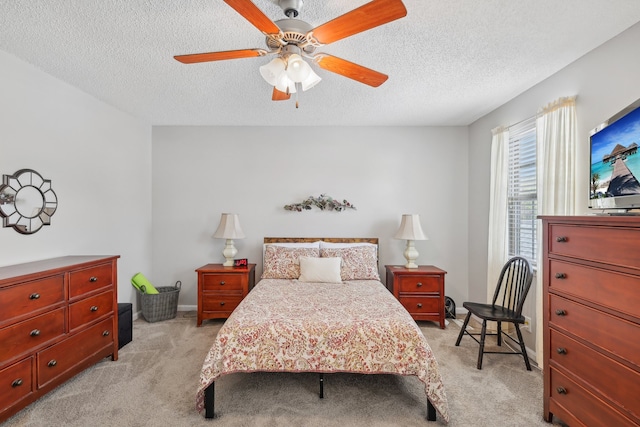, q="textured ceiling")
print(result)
[1,1,640,126]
